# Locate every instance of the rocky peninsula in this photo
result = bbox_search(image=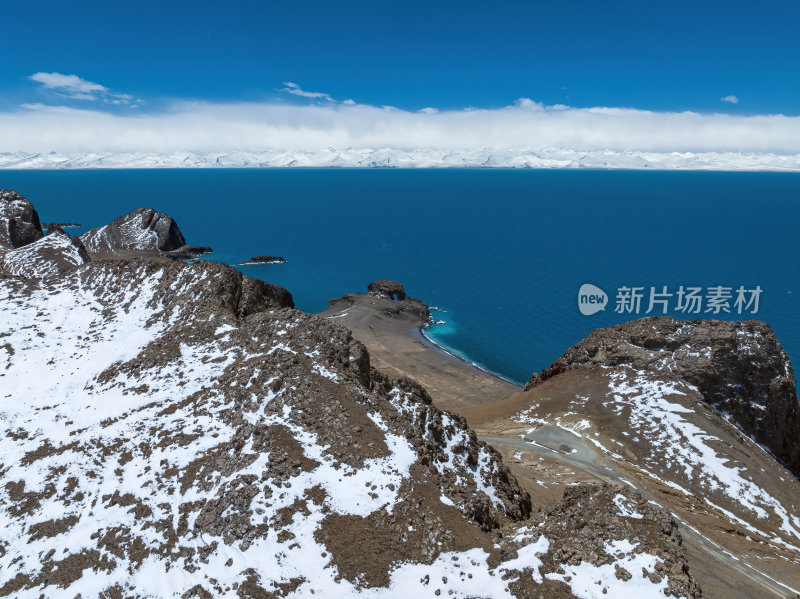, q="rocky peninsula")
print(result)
[323,280,520,412]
